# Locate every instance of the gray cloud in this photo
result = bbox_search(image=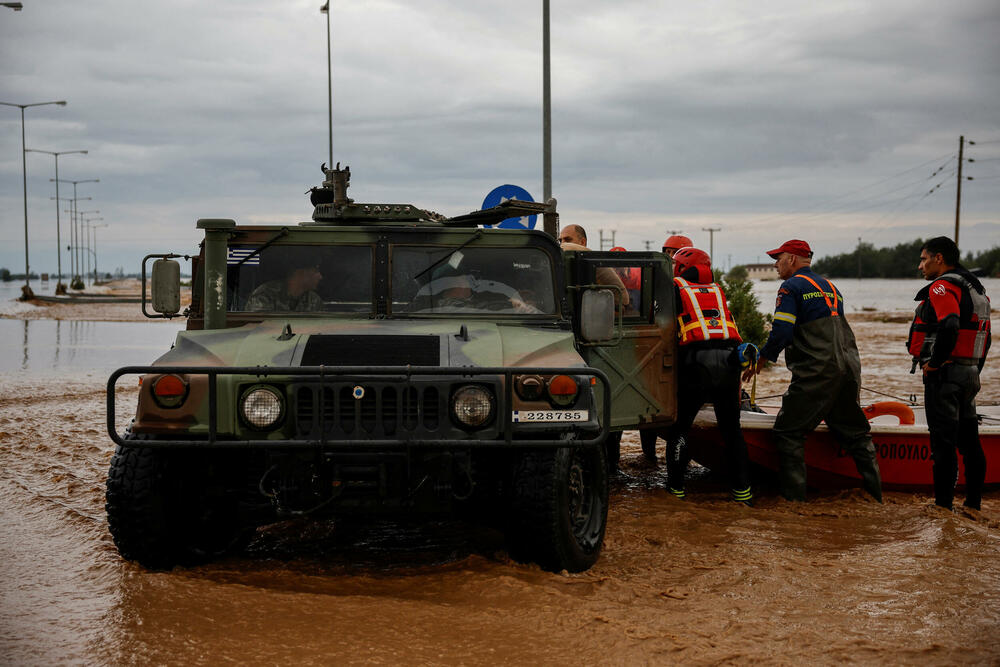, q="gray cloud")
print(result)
[1,0,998,276]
